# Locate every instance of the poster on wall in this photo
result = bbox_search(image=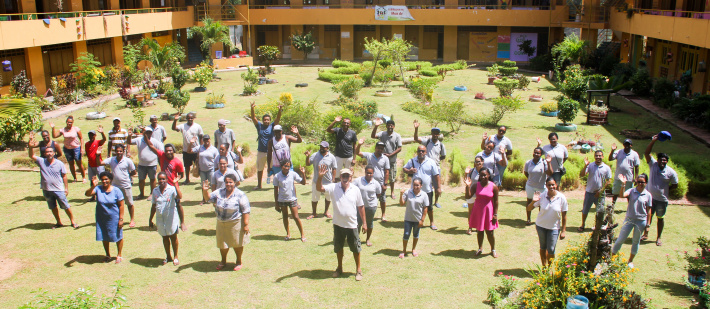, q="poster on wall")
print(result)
[510,33,538,61]
[497,35,510,59]
[469,32,497,62]
[375,6,415,21]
